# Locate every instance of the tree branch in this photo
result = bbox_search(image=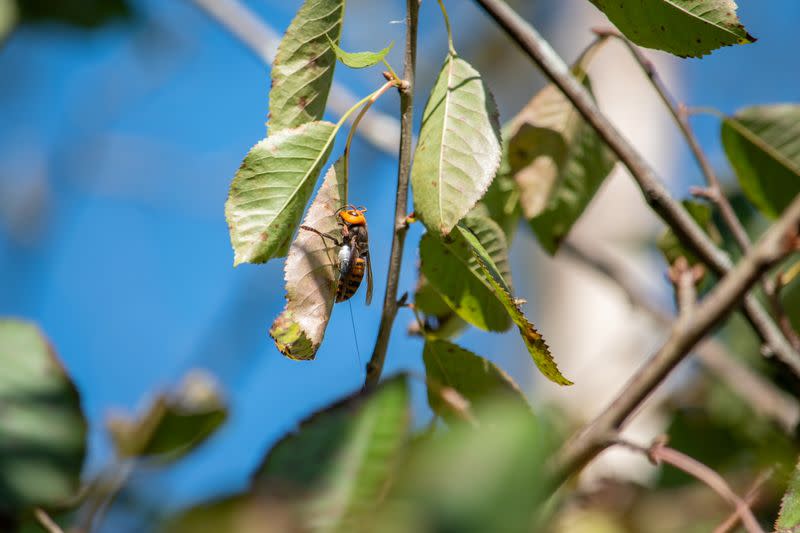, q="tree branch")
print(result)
[472,0,800,375]
[614,438,764,533]
[598,28,800,352]
[364,0,419,390]
[594,28,753,255]
[188,0,401,155]
[562,240,800,434]
[555,194,800,482]
[713,468,773,533]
